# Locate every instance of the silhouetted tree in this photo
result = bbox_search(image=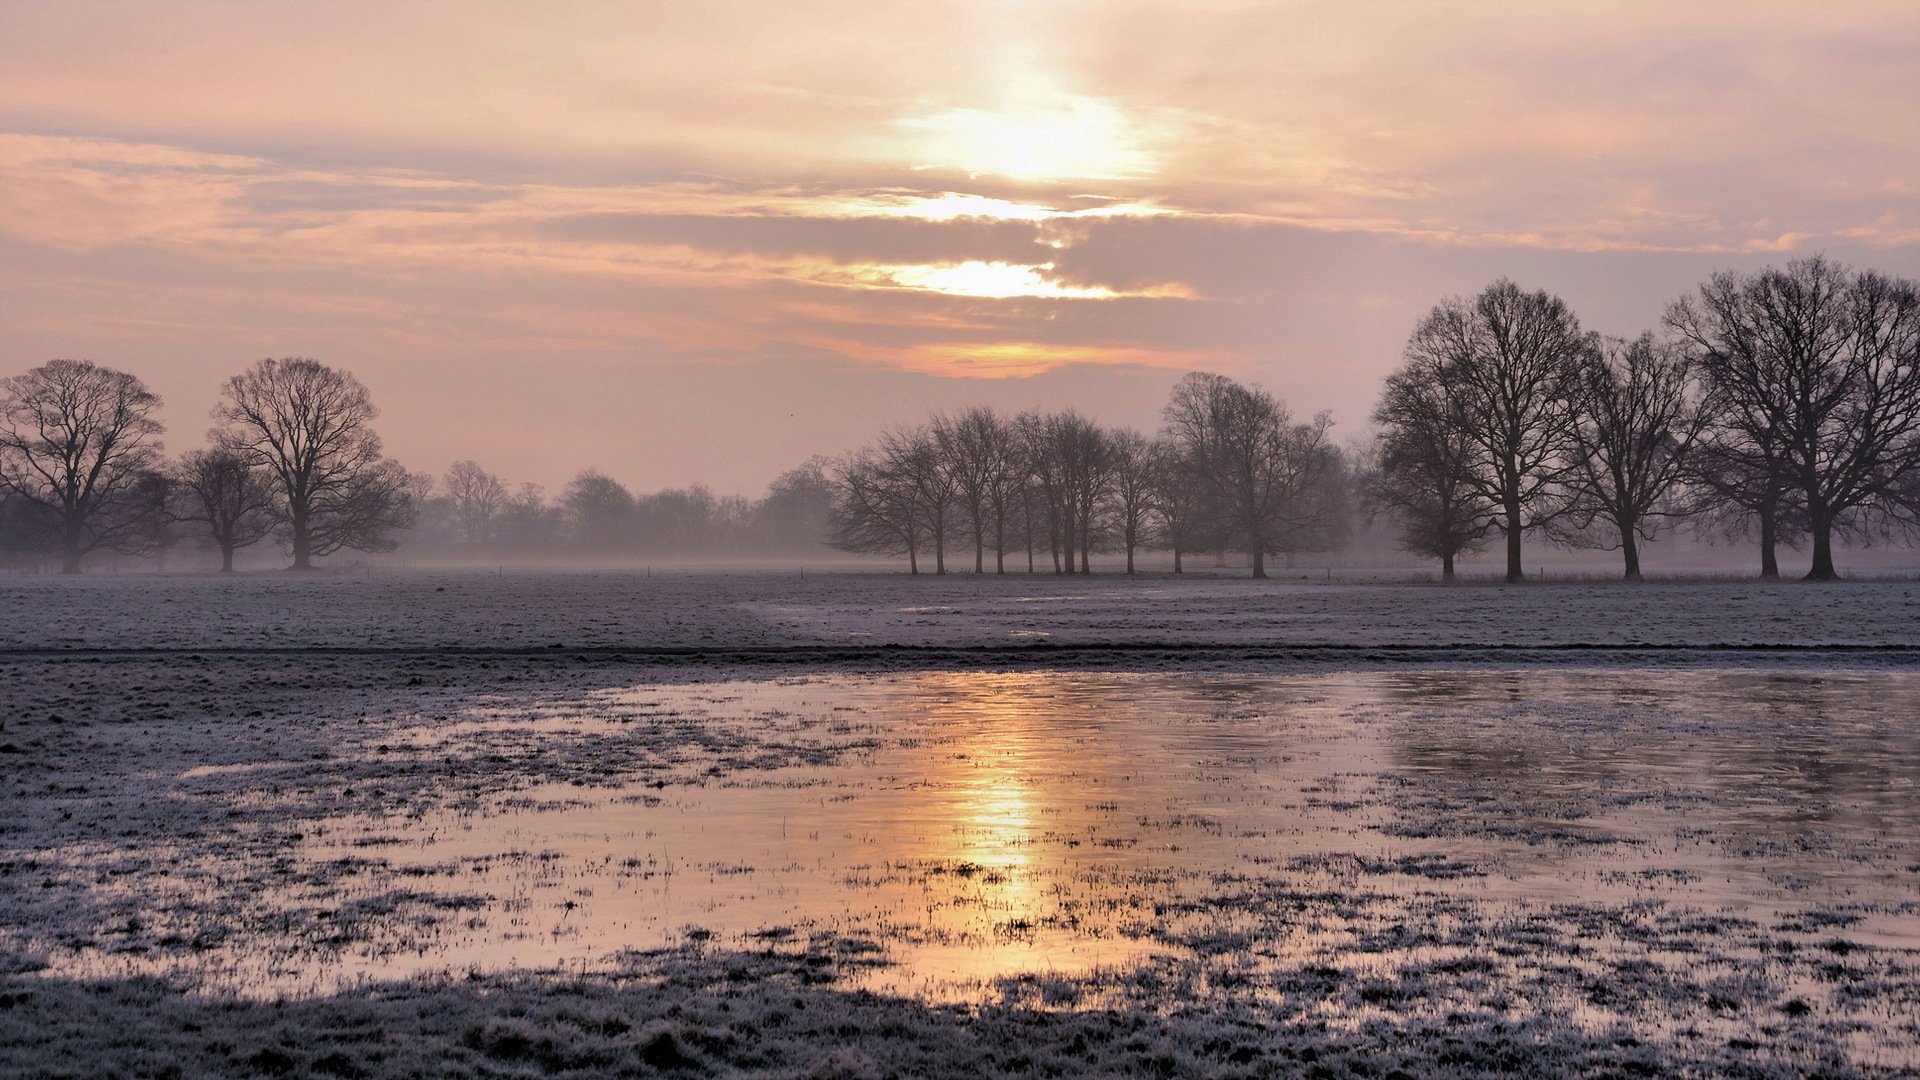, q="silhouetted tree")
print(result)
[1667,257,1920,579]
[1554,334,1707,579]
[1405,280,1589,581]
[935,407,1021,573]
[1367,360,1491,580]
[1147,438,1207,574]
[880,425,957,574]
[214,358,414,570]
[444,460,508,547]
[830,448,924,571]
[756,458,835,550]
[0,359,167,573]
[1161,372,1334,578]
[174,447,277,571]
[562,469,635,552]
[1105,427,1155,574]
